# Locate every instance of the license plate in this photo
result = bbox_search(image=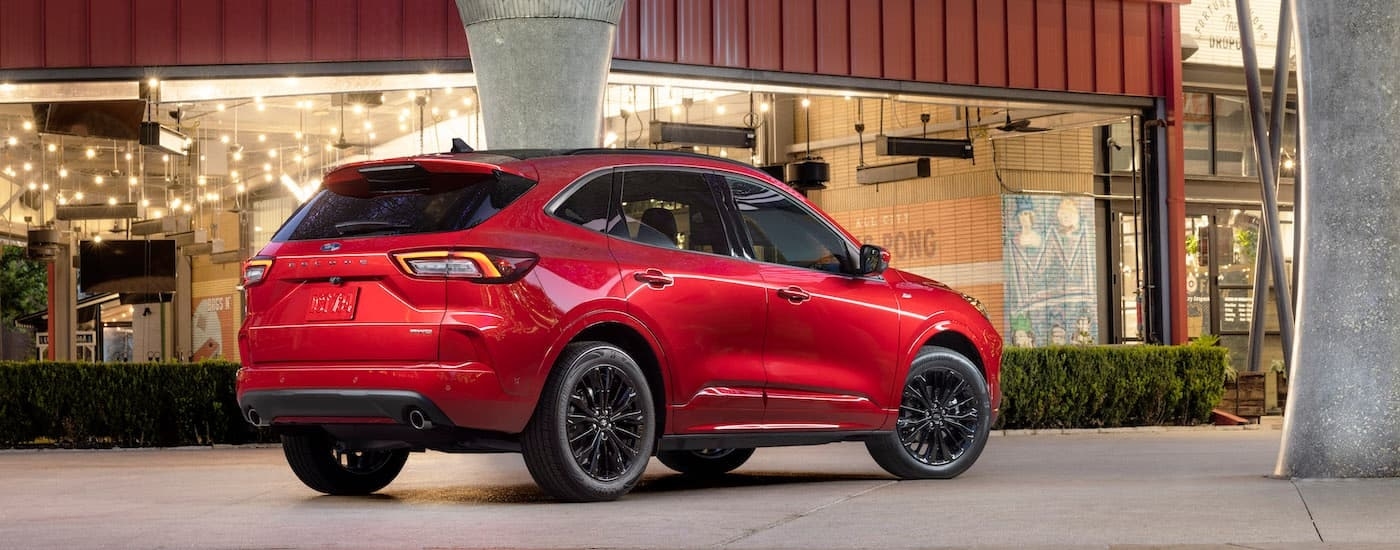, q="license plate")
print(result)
[306,288,359,321]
